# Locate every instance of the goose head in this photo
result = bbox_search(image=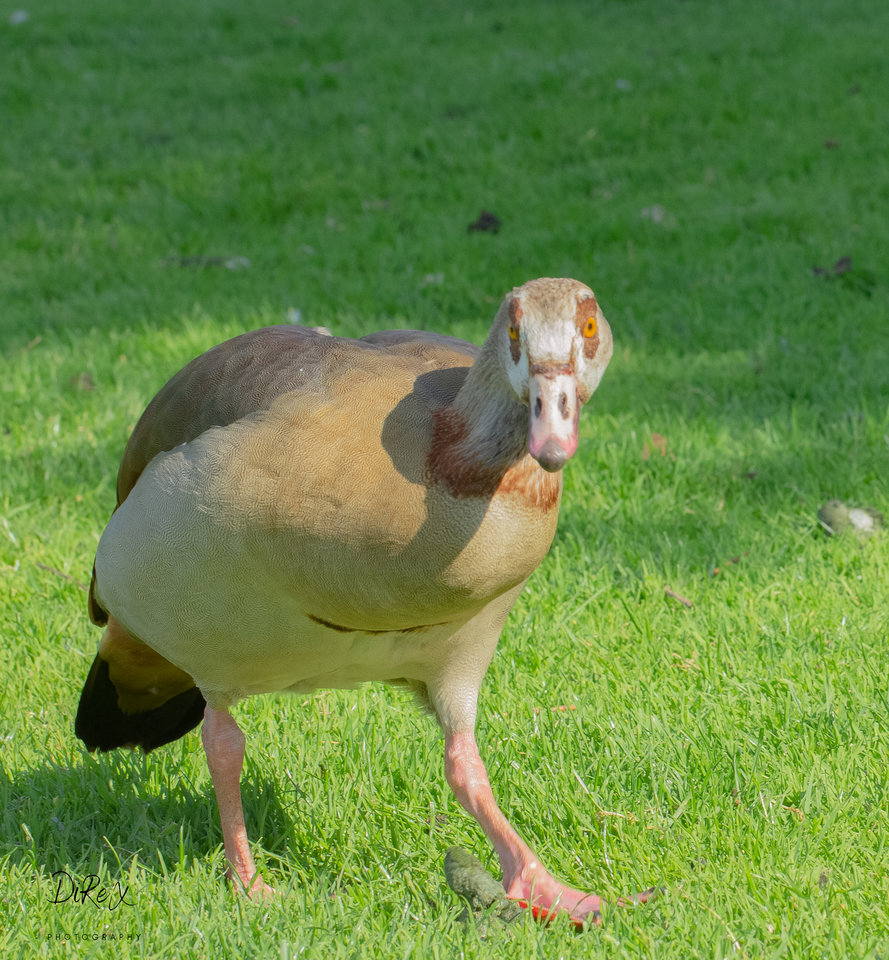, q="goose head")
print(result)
[498,277,613,472]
